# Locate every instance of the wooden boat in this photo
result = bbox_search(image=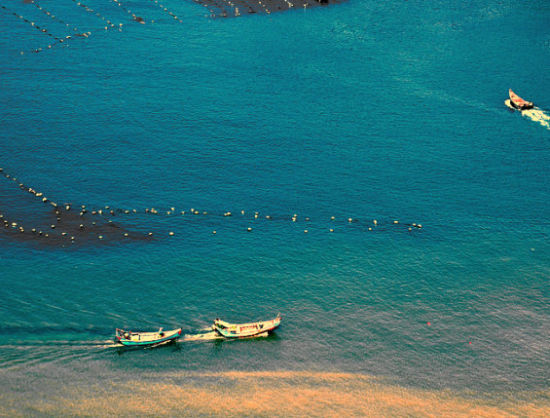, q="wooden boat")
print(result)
[114,327,182,347]
[508,89,534,110]
[213,314,282,339]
